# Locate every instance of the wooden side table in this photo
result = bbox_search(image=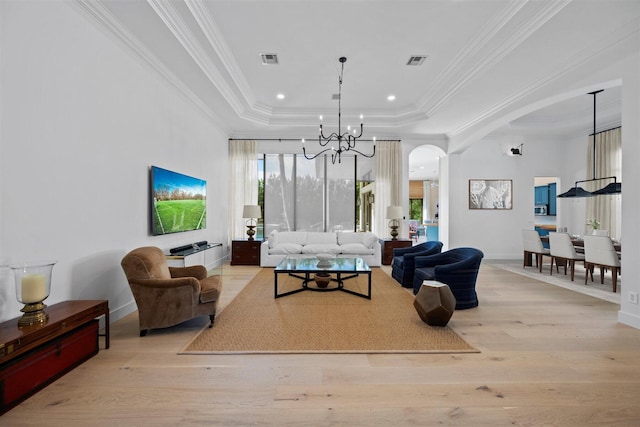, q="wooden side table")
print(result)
[381,239,413,265]
[231,240,262,265]
[0,300,109,414]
